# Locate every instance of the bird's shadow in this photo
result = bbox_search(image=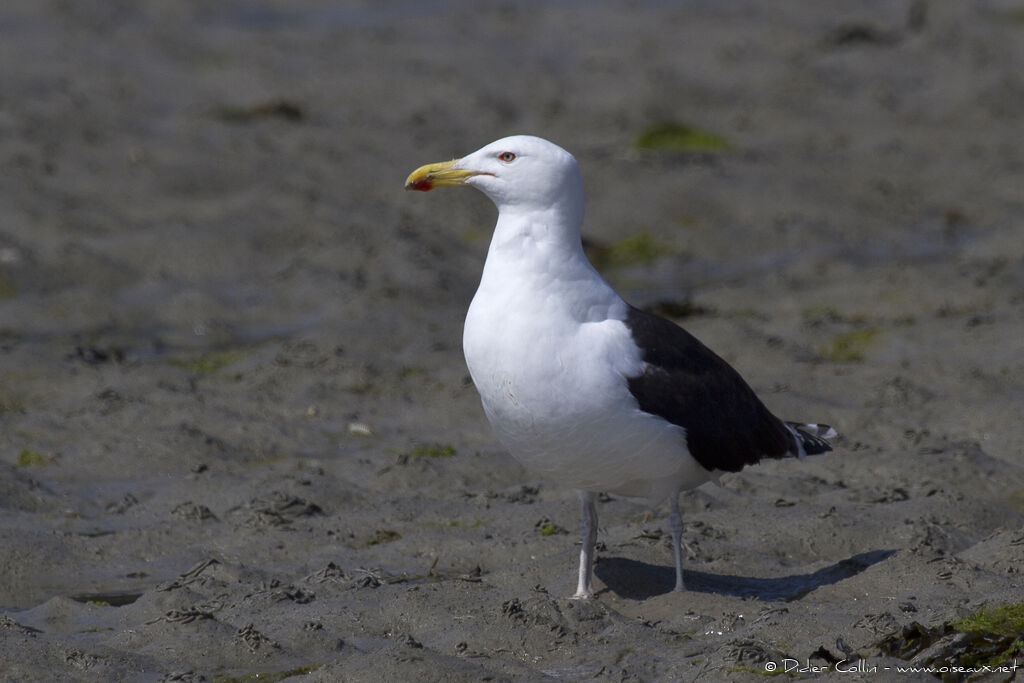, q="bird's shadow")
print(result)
[595,549,896,601]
